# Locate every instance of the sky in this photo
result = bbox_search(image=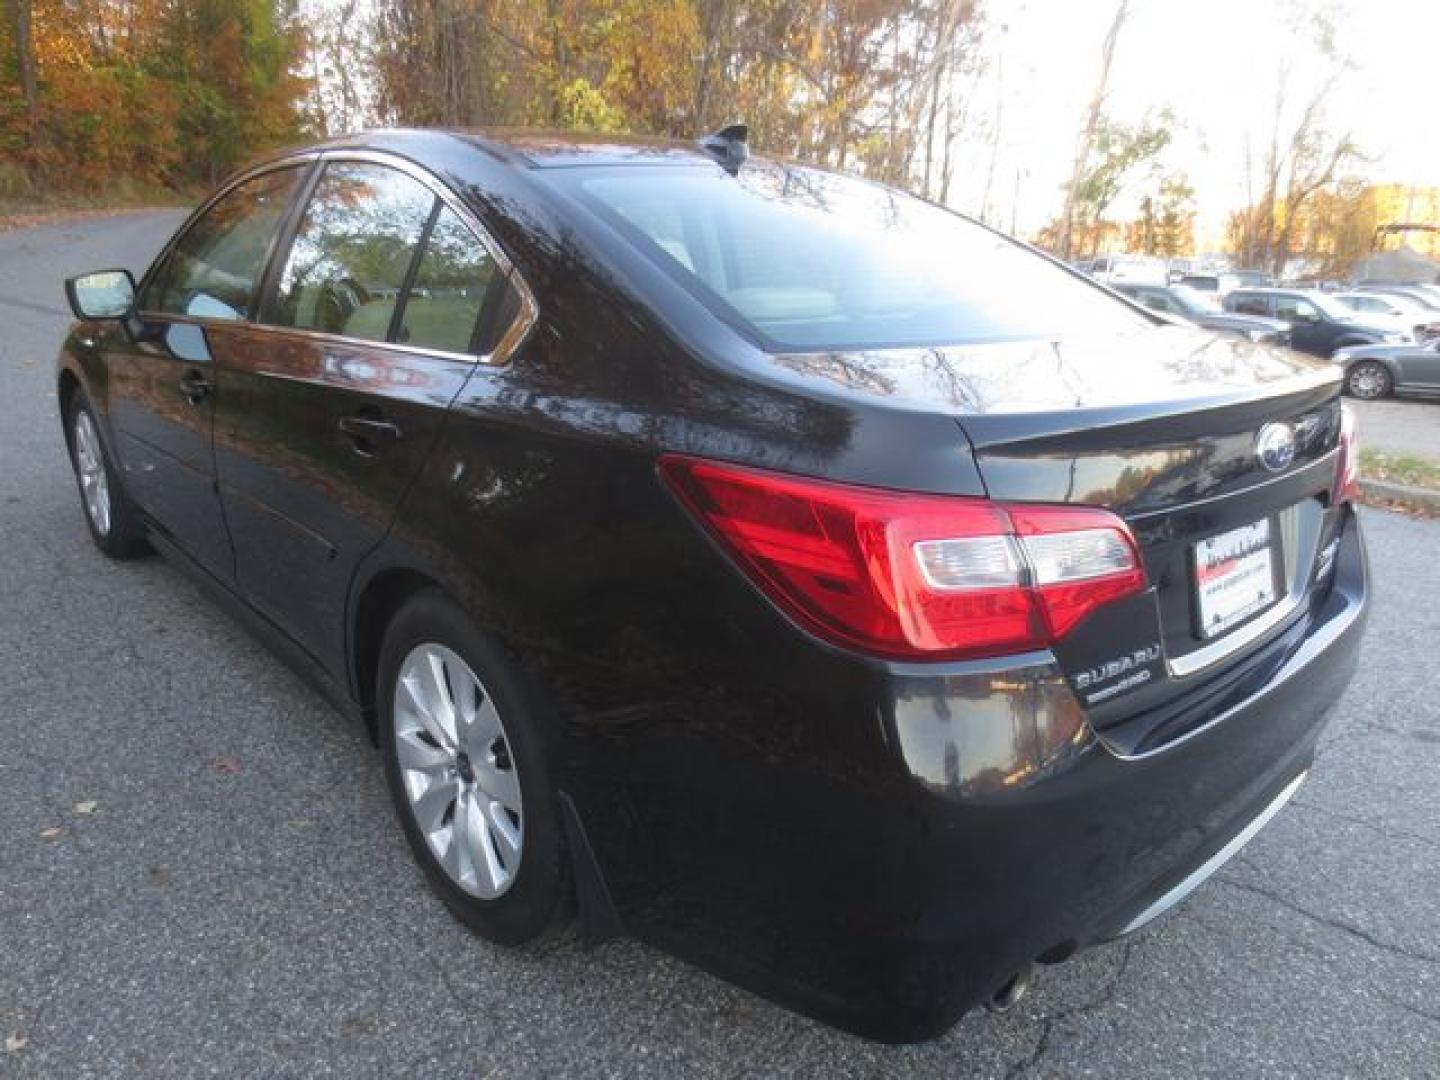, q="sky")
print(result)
[943,0,1440,246]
